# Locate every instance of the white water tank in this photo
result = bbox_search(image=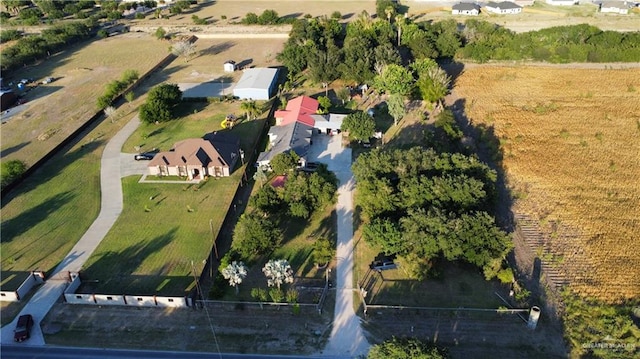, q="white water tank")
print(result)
[528,306,541,330]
